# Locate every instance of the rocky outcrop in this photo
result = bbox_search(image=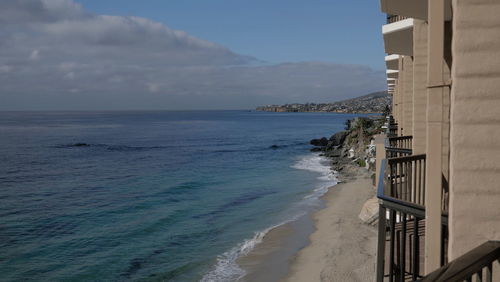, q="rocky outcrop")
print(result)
[309,117,382,170]
[310,137,328,147]
[309,116,385,225]
[329,131,348,146]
